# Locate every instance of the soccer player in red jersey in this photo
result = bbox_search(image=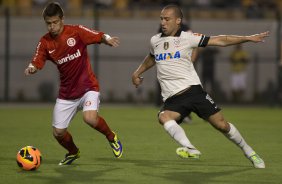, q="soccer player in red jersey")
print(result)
[24,2,123,165]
